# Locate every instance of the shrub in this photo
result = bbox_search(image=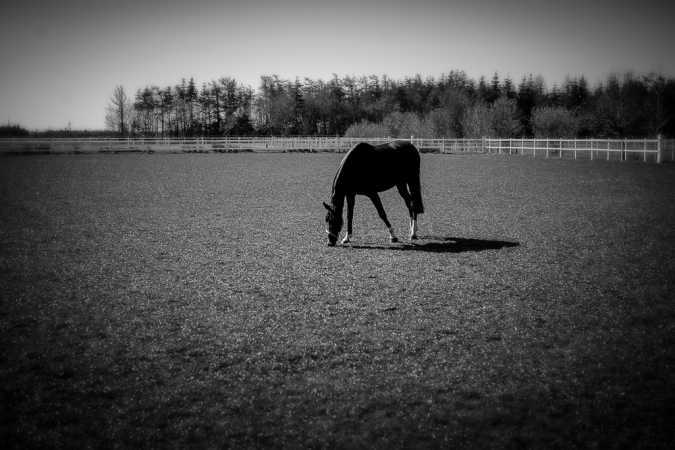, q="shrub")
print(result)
[0,124,29,137]
[461,102,493,138]
[490,97,522,137]
[343,120,389,138]
[383,112,423,138]
[531,106,579,138]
